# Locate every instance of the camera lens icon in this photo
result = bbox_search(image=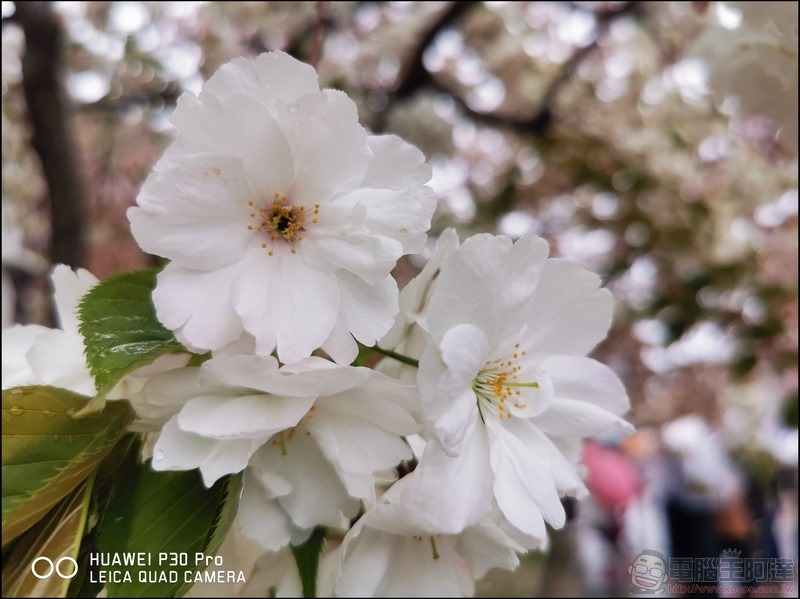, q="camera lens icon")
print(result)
[31,557,78,579]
